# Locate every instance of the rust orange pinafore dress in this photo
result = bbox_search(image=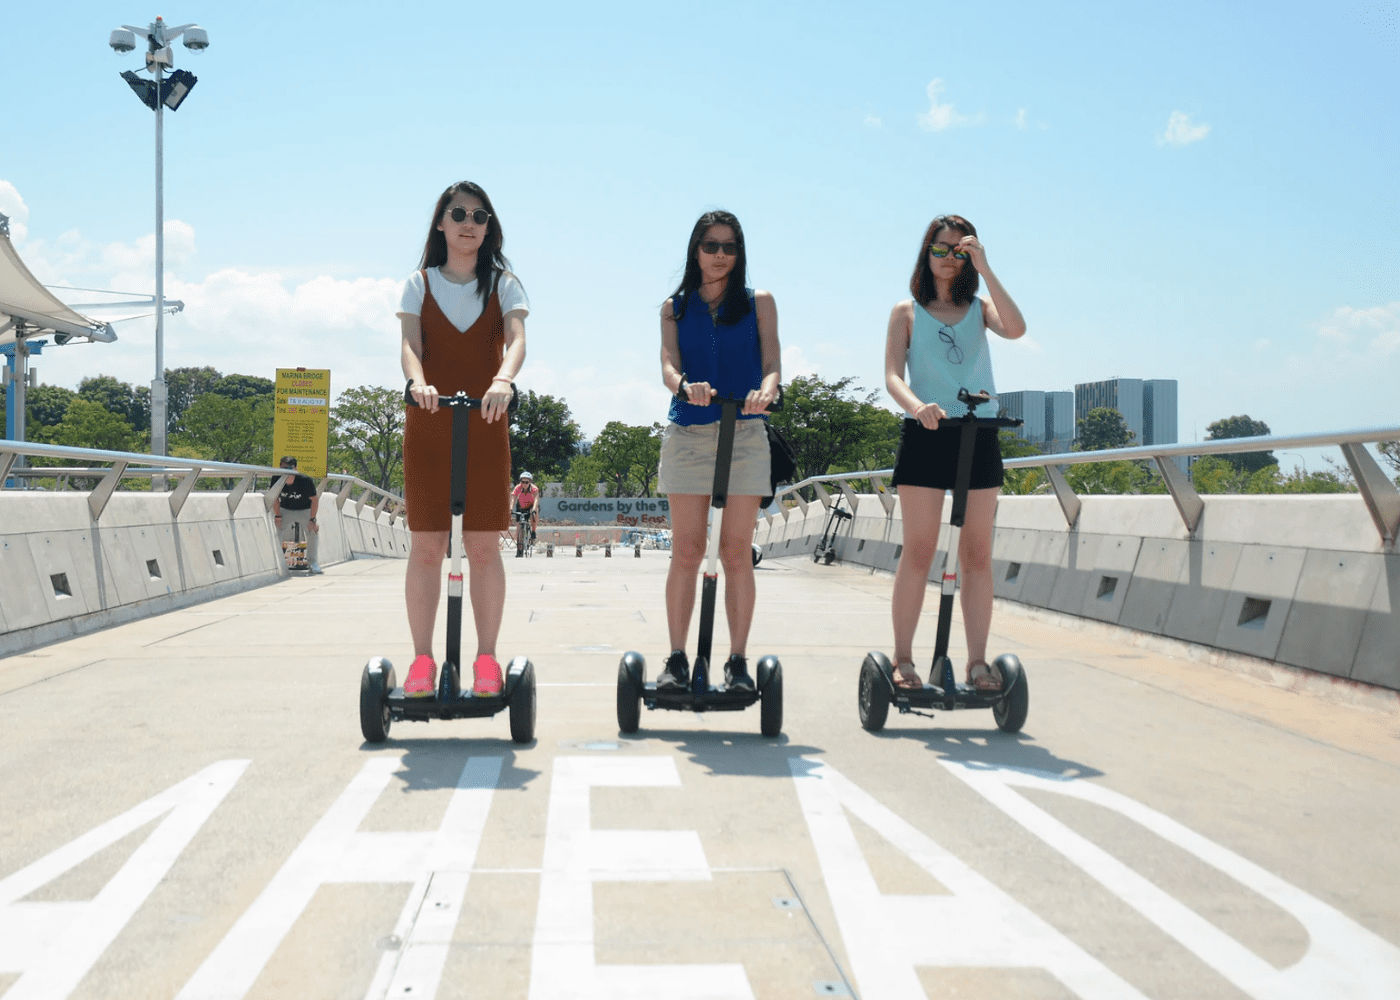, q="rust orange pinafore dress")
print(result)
[403,270,512,532]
